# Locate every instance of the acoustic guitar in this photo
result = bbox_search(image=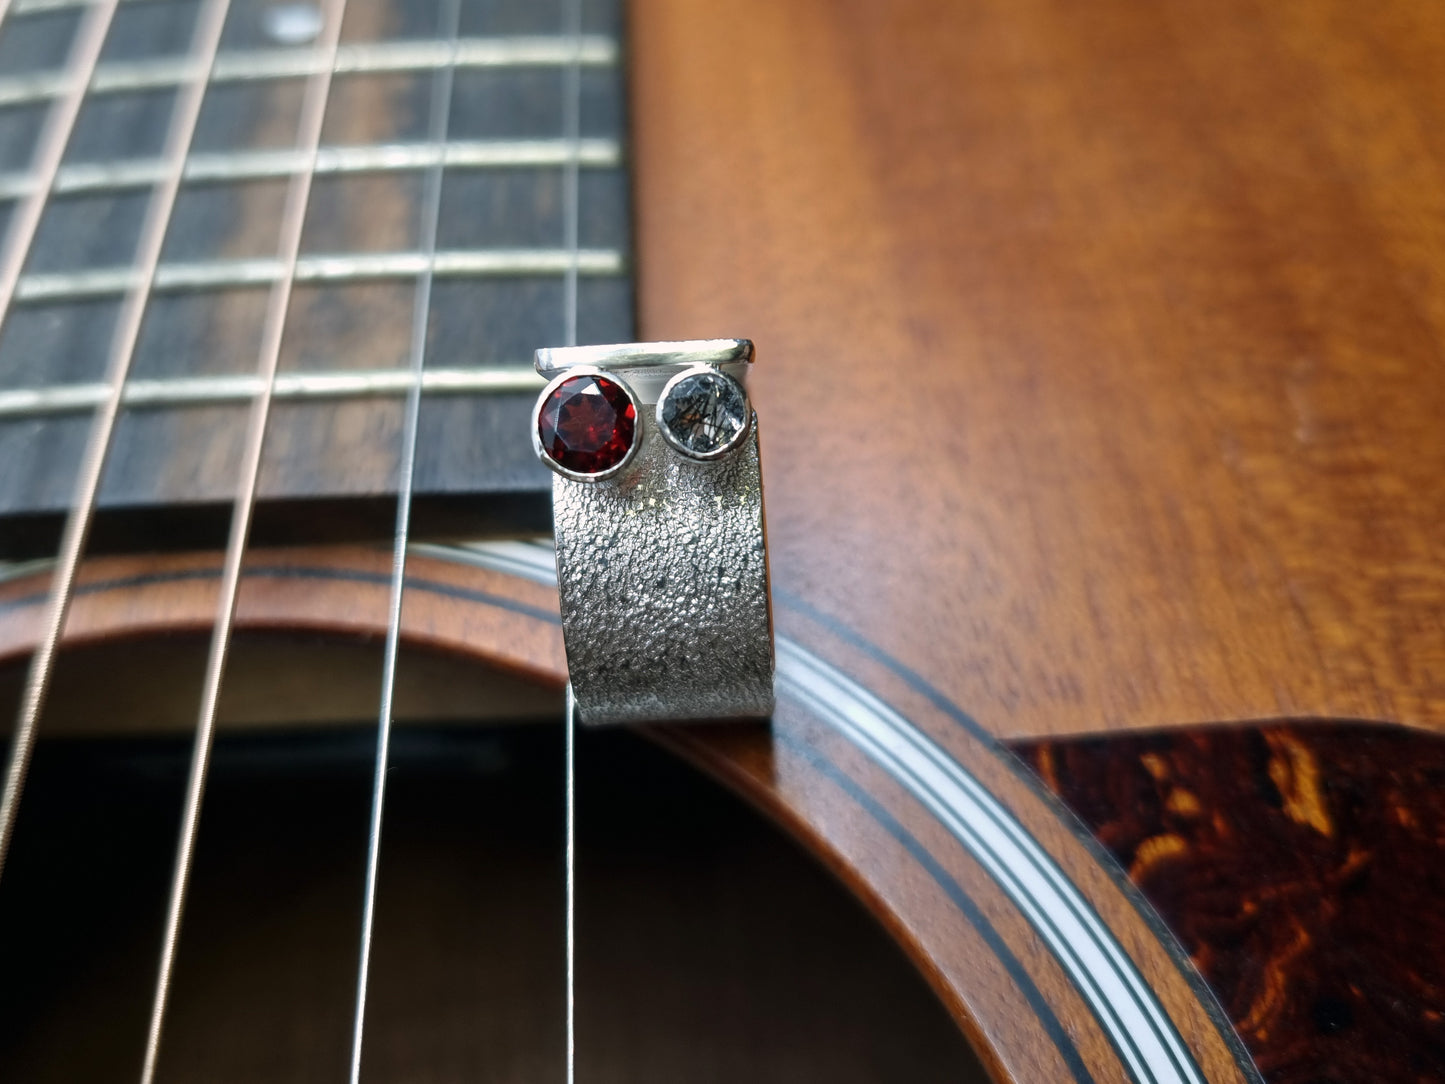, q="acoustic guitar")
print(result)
[0,0,1439,1081]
